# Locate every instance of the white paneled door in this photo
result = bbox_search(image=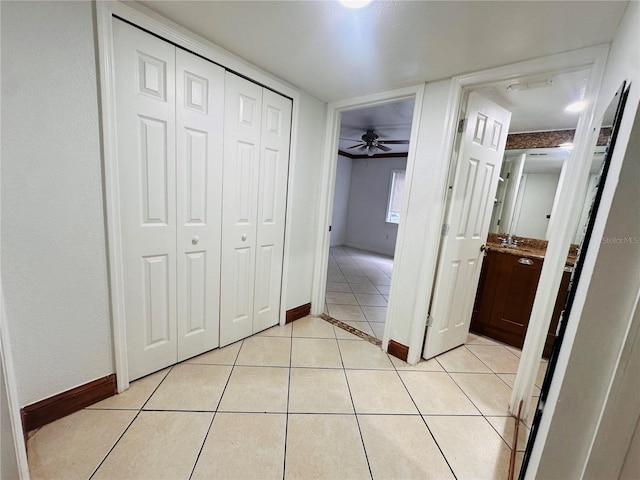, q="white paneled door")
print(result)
[423,92,511,359]
[220,73,292,346]
[114,19,224,380]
